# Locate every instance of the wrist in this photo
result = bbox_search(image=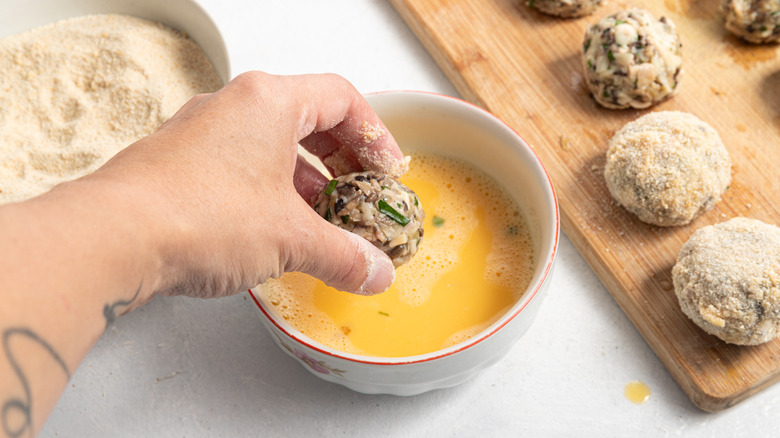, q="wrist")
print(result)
[39,174,169,309]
